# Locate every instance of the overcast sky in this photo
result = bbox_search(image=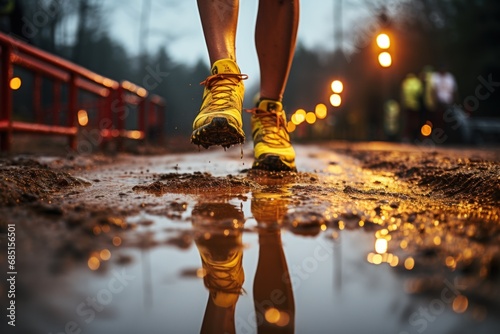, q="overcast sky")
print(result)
[106,0,402,82]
